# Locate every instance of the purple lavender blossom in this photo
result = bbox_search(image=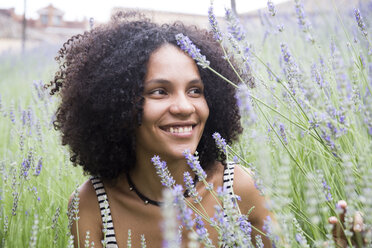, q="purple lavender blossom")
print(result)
[266,62,274,81]
[280,43,300,95]
[368,63,372,87]
[354,8,368,38]
[212,132,227,154]
[175,33,210,68]
[225,8,246,41]
[311,63,325,88]
[9,106,15,124]
[183,171,201,202]
[237,215,252,236]
[89,17,94,30]
[208,5,222,42]
[183,150,207,181]
[195,215,212,245]
[281,43,292,63]
[294,0,314,42]
[211,205,236,245]
[172,184,195,229]
[322,178,333,201]
[267,0,277,16]
[279,123,288,145]
[294,0,306,27]
[151,155,175,188]
[21,110,27,126]
[34,158,42,176]
[21,158,31,178]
